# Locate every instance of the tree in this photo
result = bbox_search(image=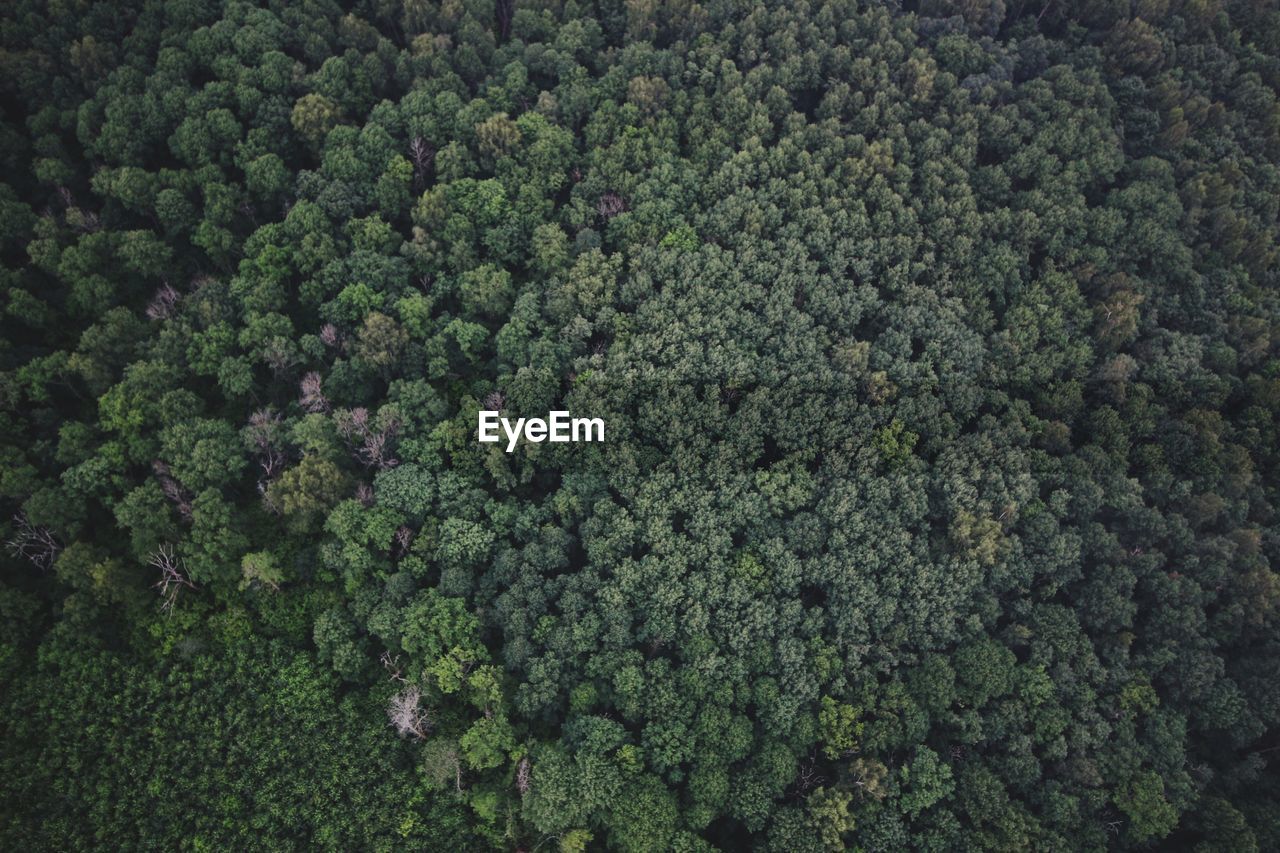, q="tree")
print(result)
[291,93,343,147]
[806,787,856,851]
[240,550,285,592]
[266,455,349,533]
[3,0,1280,848]
[387,685,431,739]
[1116,771,1178,844]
